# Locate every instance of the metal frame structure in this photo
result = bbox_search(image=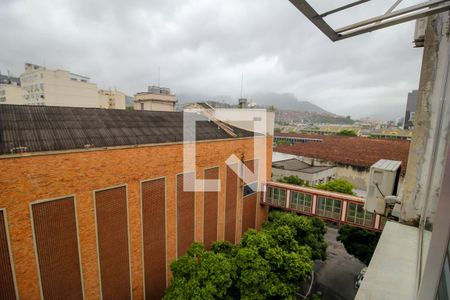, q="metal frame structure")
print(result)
[288,0,450,41]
